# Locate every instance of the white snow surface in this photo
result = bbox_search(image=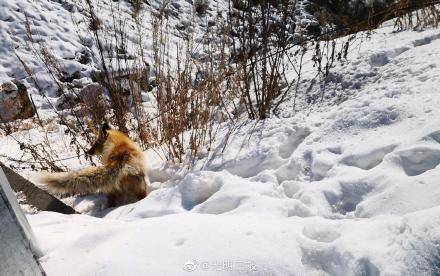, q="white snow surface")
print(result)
[1,0,440,275]
[27,24,440,275]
